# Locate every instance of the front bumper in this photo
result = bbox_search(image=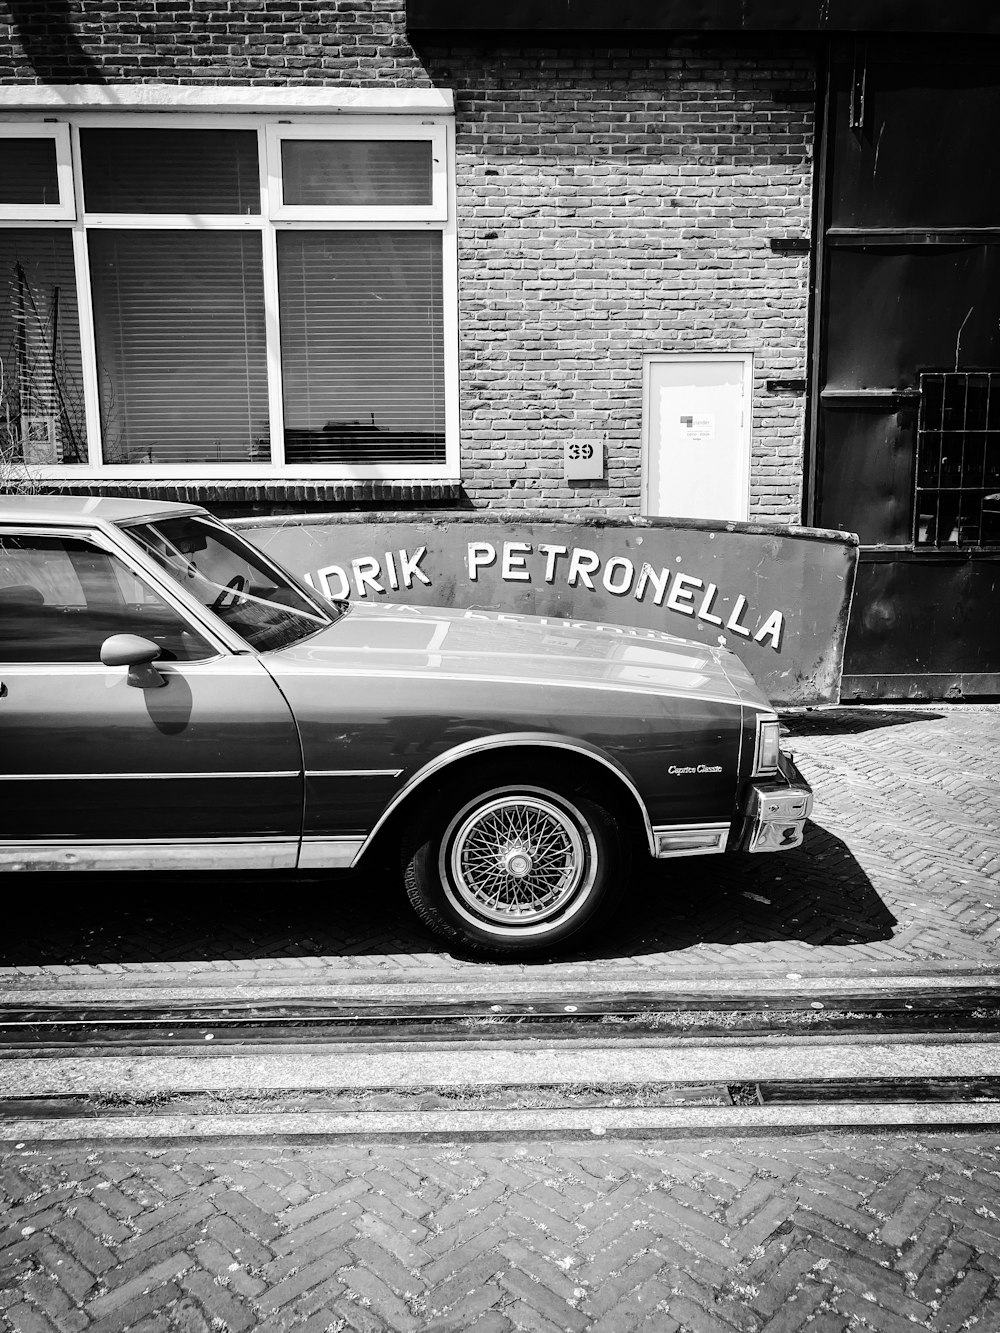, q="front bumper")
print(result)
[741,752,813,853]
